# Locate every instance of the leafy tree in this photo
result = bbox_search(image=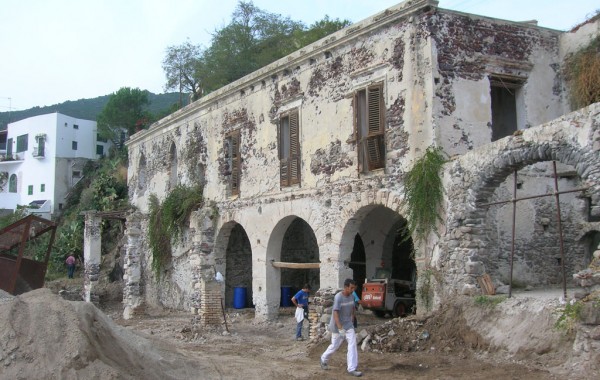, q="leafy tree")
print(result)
[164,1,350,97]
[293,16,351,47]
[162,40,204,105]
[96,87,151,146]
